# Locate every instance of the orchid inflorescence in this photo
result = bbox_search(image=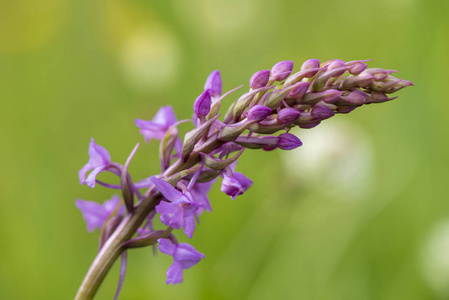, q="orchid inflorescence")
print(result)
[75,58,412,299]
